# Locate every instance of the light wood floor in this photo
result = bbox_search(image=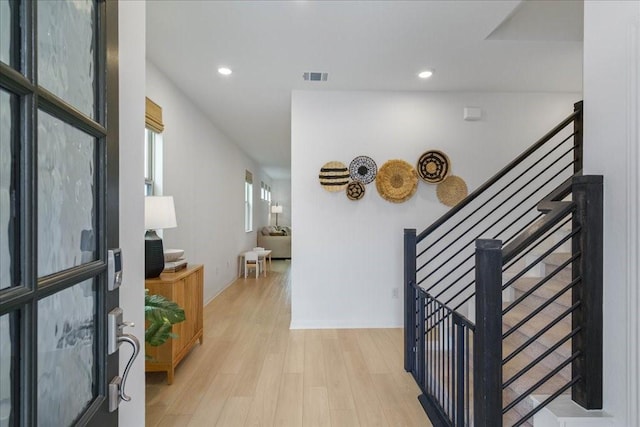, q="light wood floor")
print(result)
[145,260,431,427]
